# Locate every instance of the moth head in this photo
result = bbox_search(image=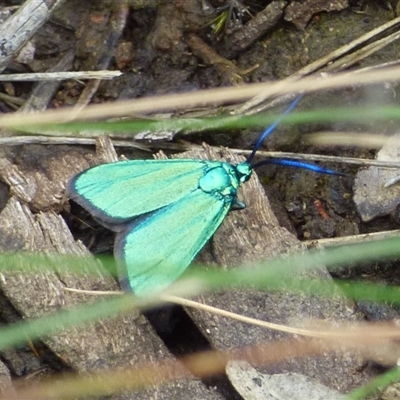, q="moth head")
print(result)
[236,162,252,184]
